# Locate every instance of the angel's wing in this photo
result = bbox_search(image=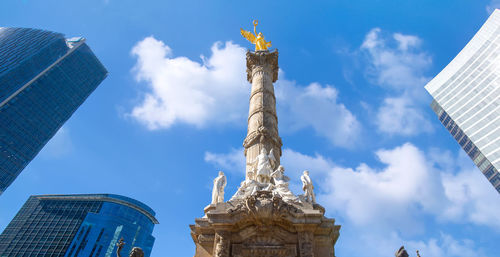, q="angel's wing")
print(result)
[265,40,272,49]
[240,28,256,44]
